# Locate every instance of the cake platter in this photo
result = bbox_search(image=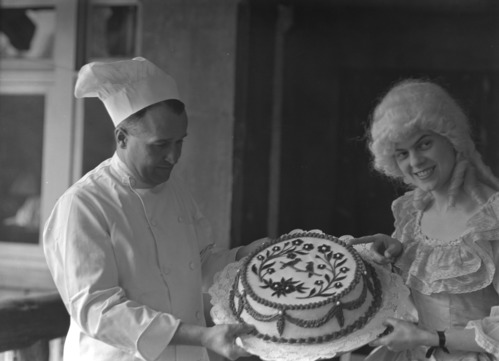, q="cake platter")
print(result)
[209,236,412,361]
